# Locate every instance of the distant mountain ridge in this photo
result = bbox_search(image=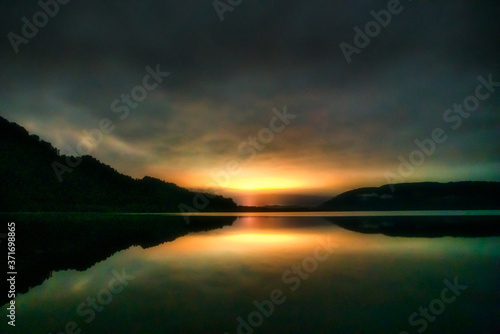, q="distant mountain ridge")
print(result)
[319,182,500,211]
[0,116,237,212]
